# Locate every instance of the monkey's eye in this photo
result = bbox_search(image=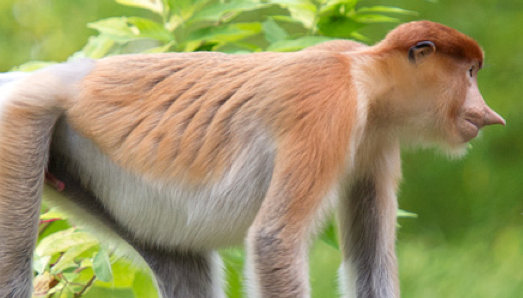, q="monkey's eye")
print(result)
[469,66,474,77]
